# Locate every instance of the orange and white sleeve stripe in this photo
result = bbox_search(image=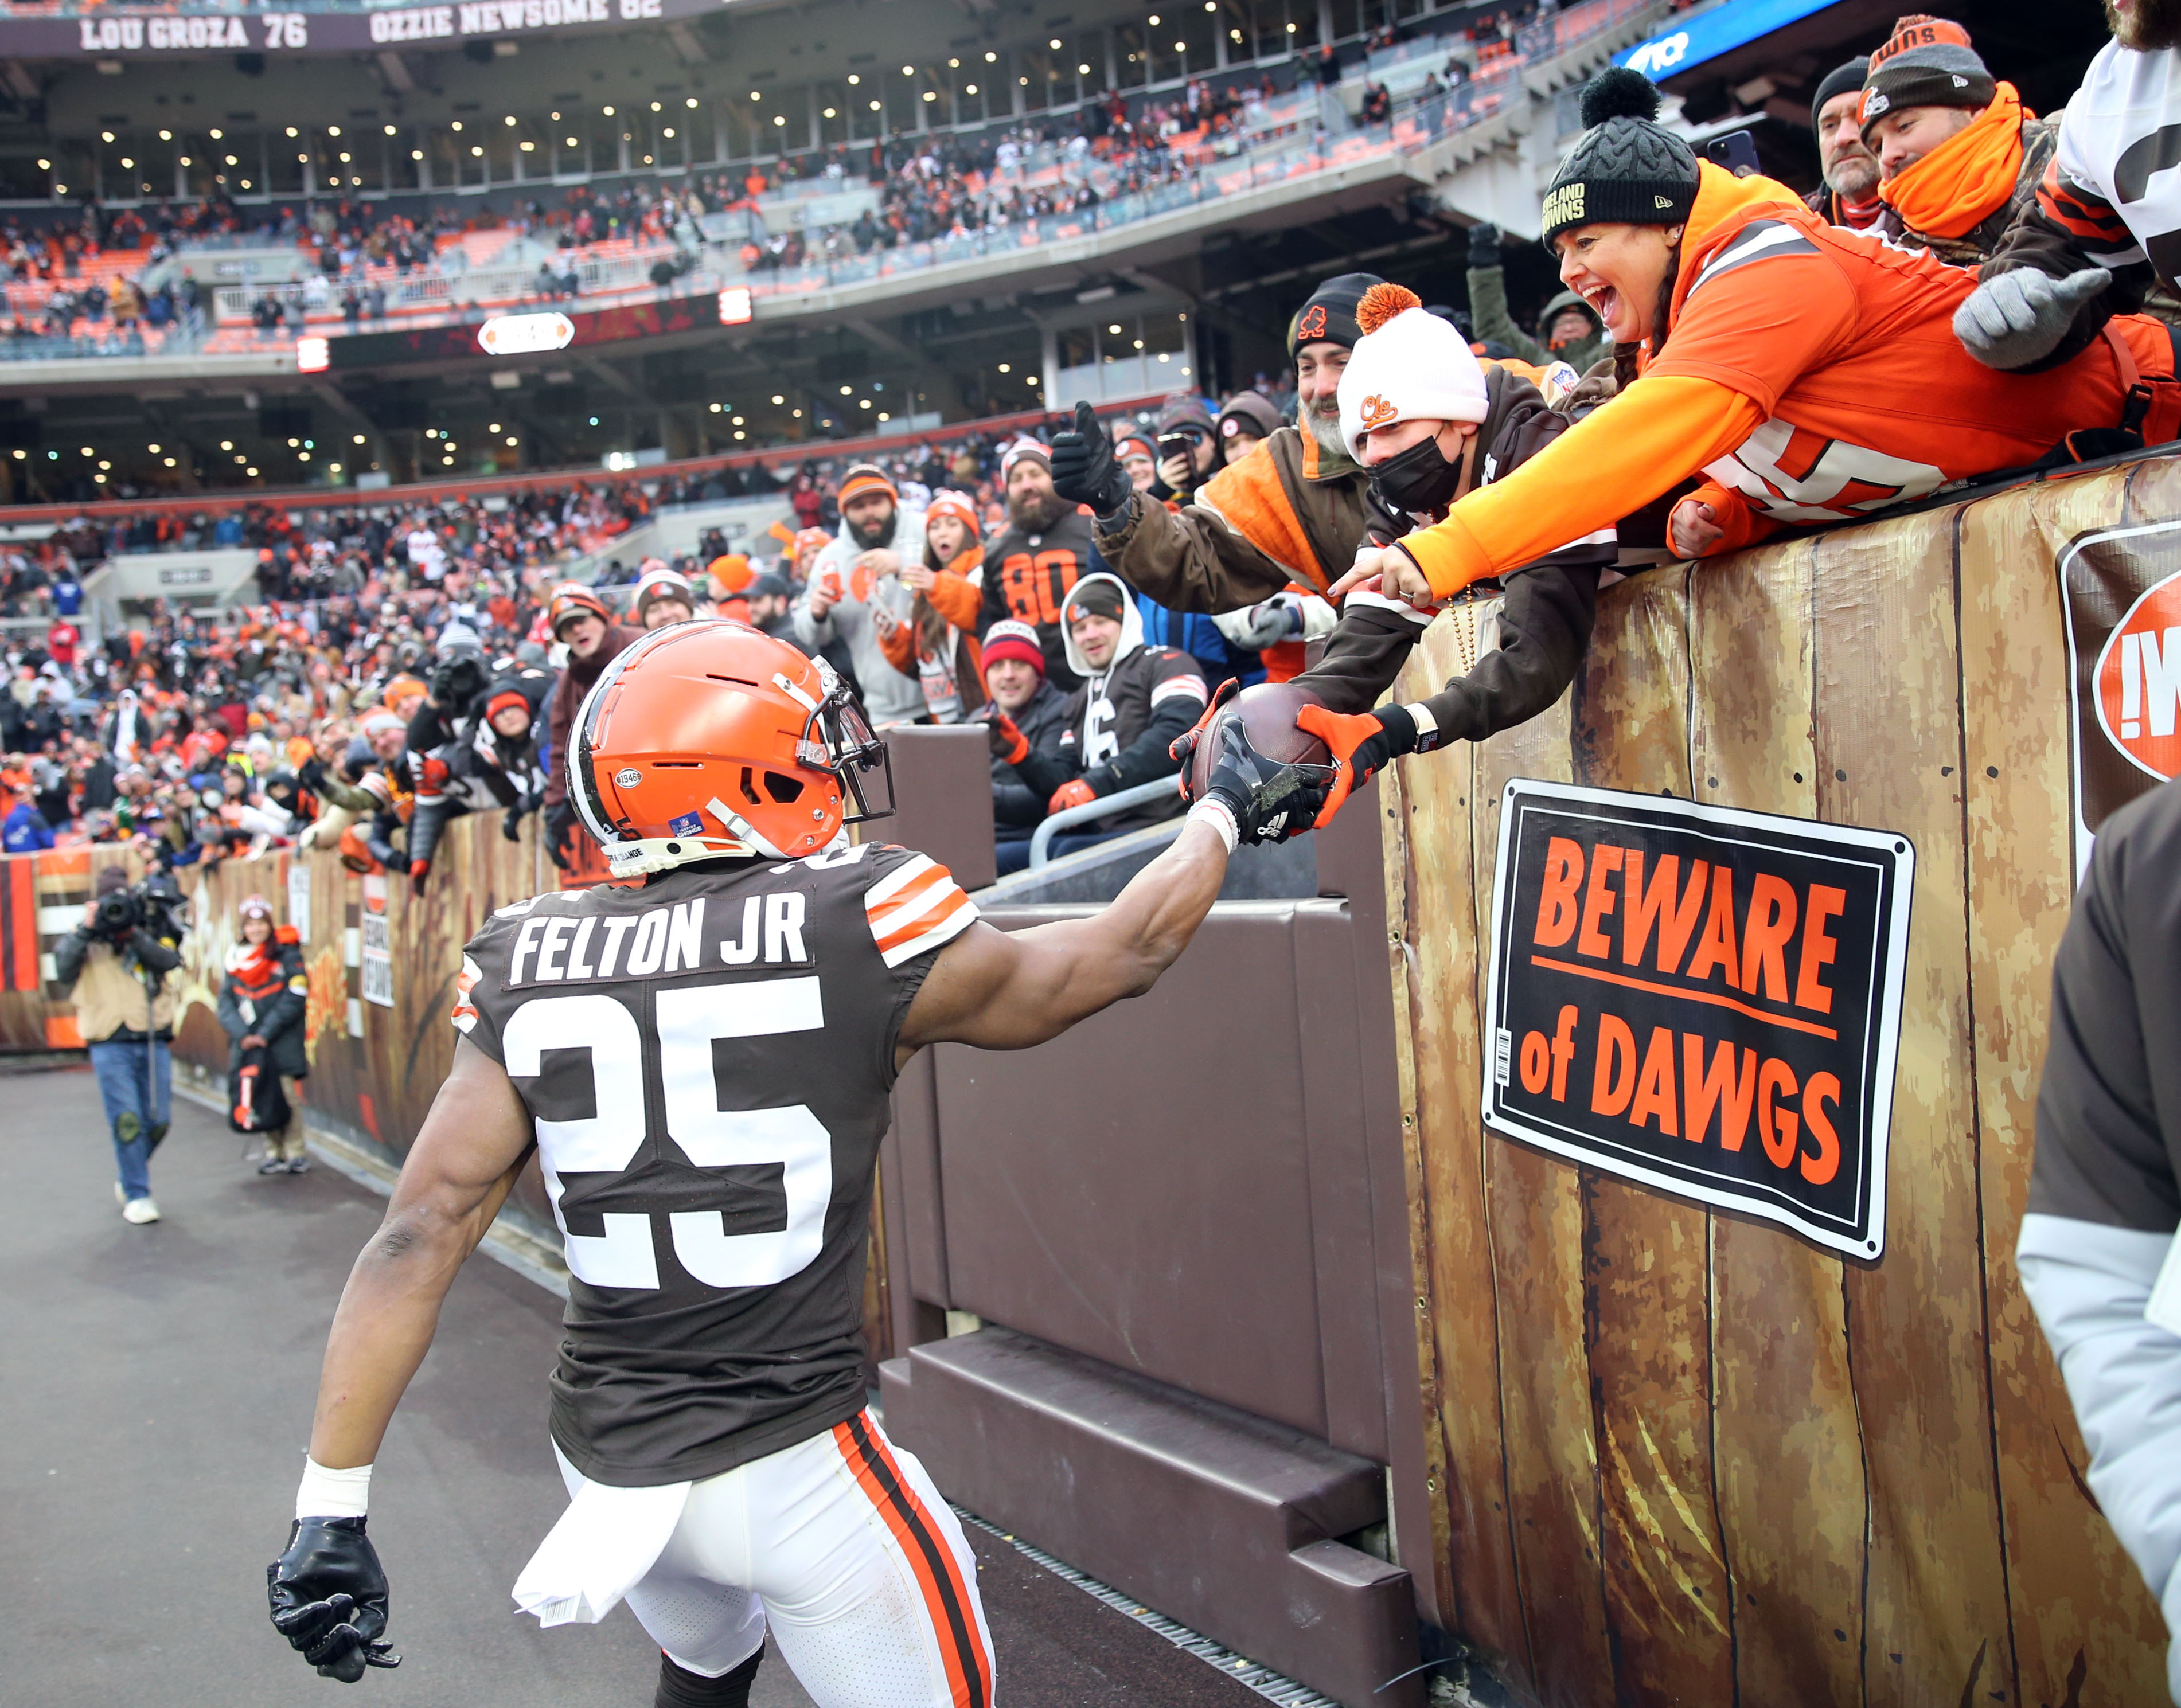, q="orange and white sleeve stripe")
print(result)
[865,854,980,969]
